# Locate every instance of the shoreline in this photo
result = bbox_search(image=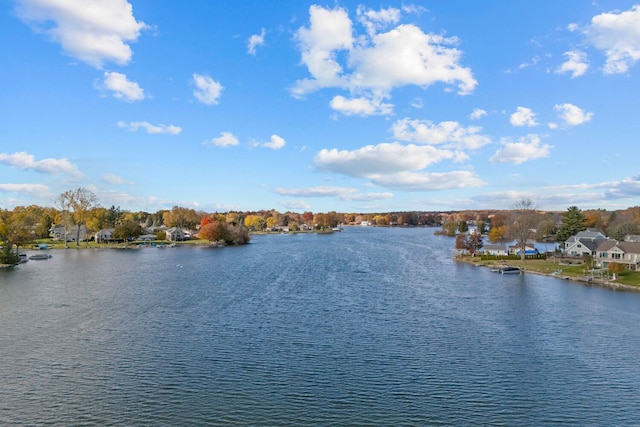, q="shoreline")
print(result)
[456,257,640,293]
